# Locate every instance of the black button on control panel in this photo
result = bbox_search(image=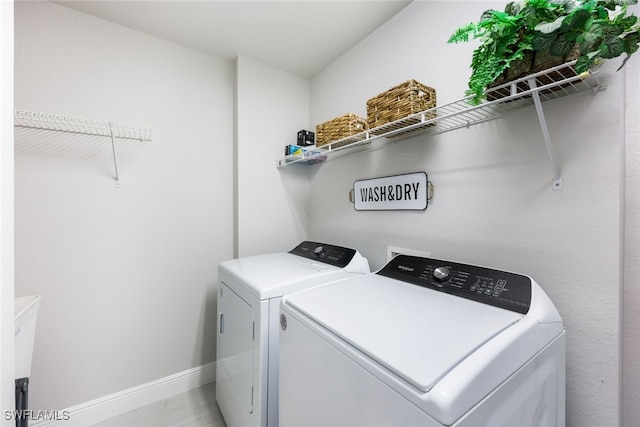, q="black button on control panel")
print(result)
[378,255,532,314]
[289,241,357,268]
